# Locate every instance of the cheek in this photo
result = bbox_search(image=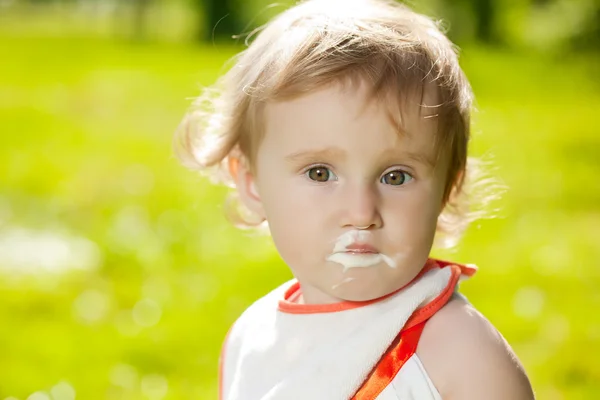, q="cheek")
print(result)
[258,180,330,261]
[383,186,442,243]
[258,168,332,225]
